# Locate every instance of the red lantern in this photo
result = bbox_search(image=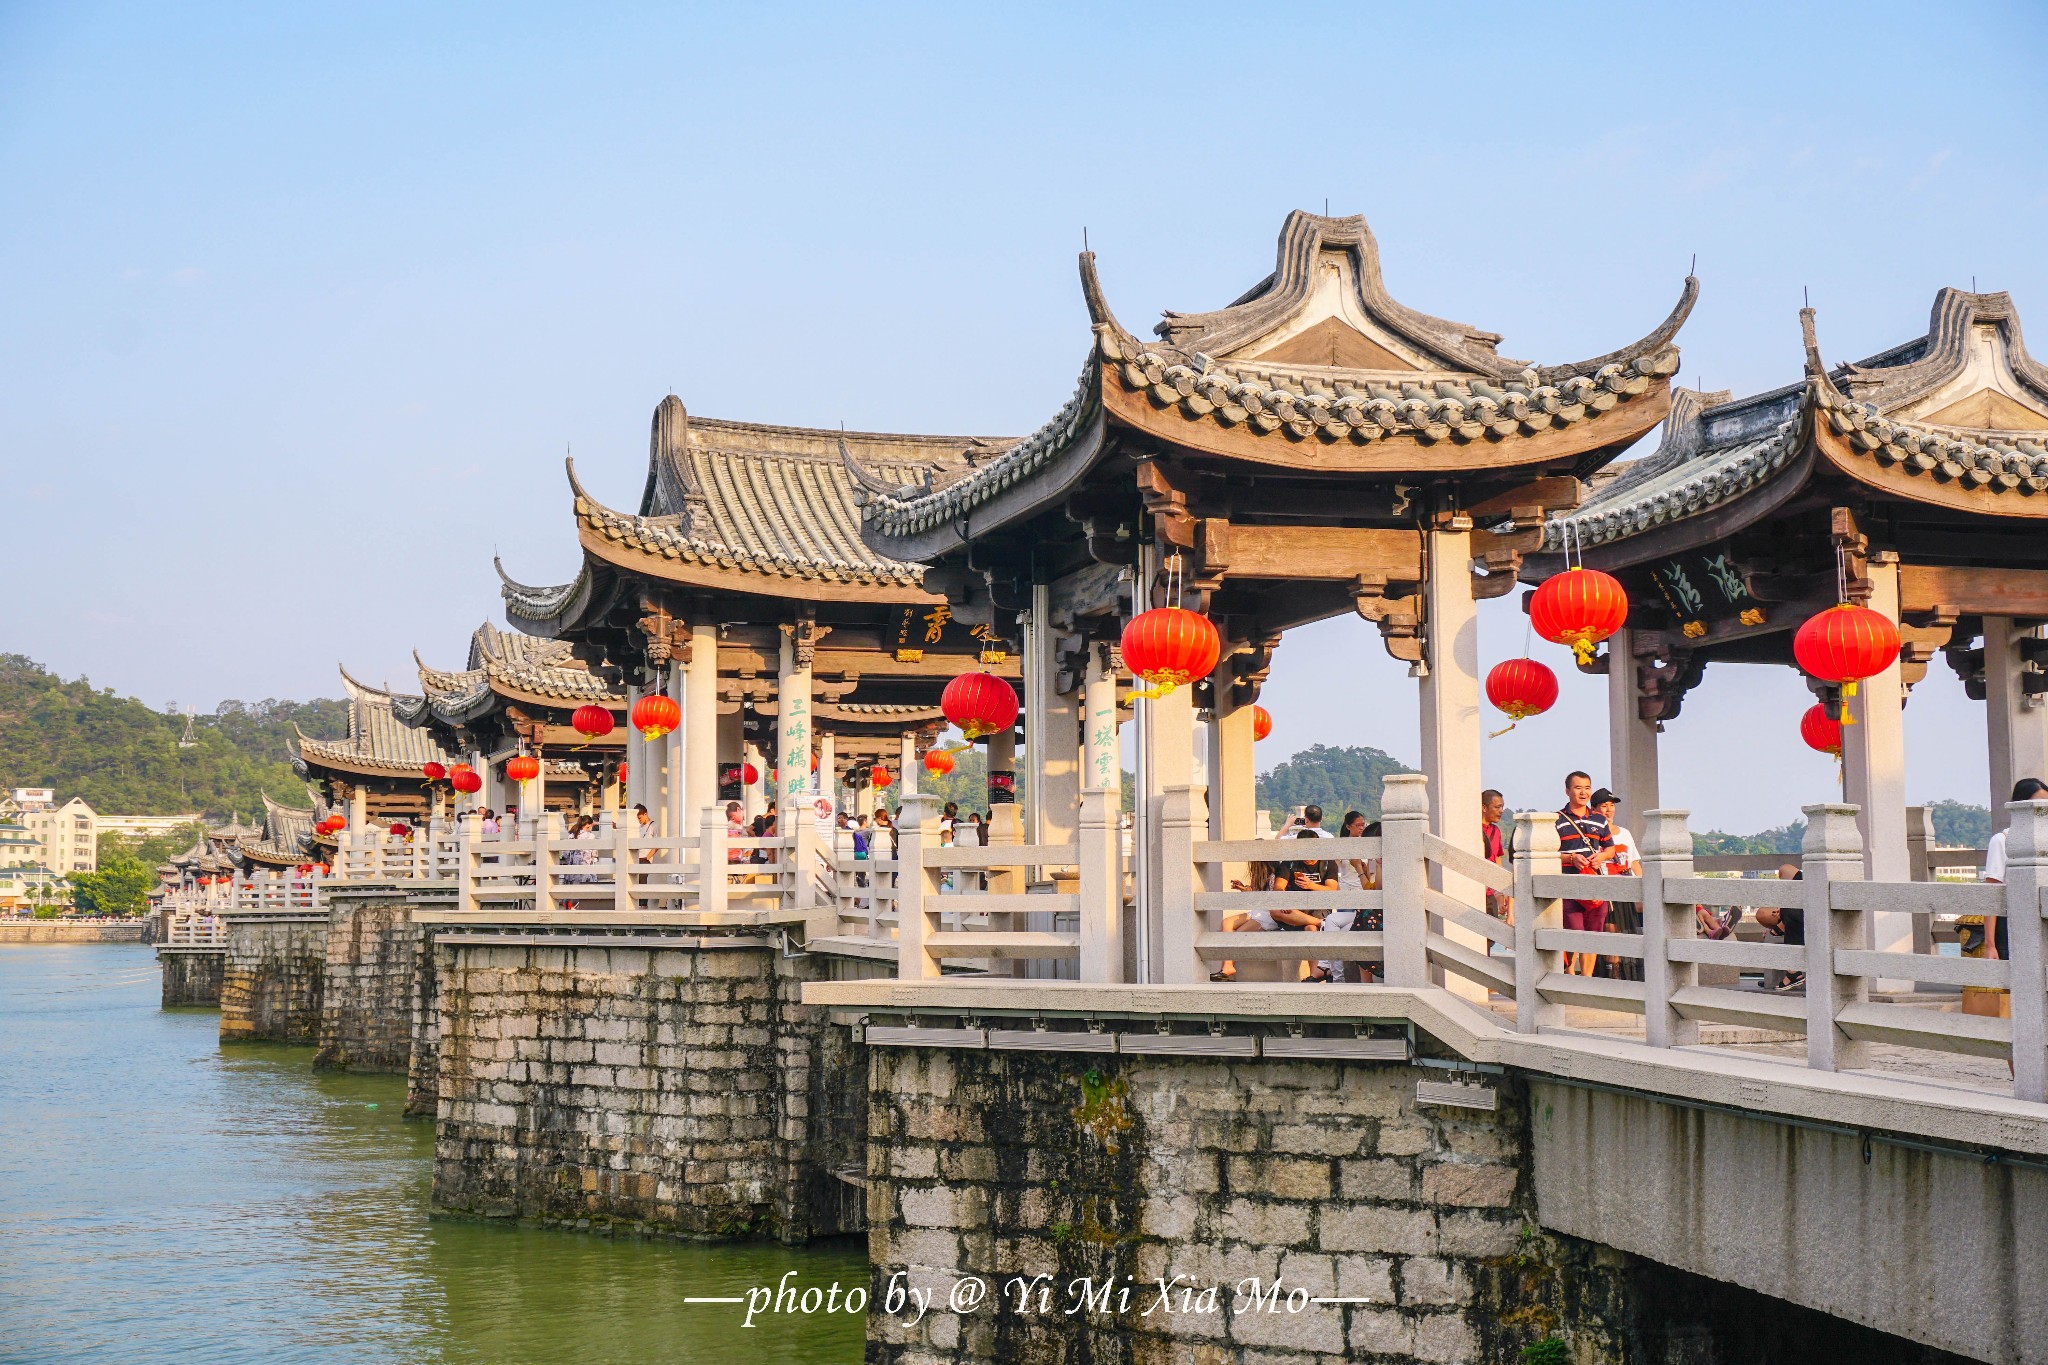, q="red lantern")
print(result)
[1485,658,1560,735]
[742,762,760,786]
[197,877,212,887]
[387,822,408,837]
[923,748,955,777]
[572,704,615,743]
[631,693,680,741]
[505,754,540,783]
[1120,607,1222,698]
[422,761,446,782]
[451,769,482,795]
[871,765,893,788]
[1800,704,1842,758]
[1793,604,1900,715]
[1530,567,1629,666]
[941,671,1020,741]
[617,760,628,782]
[1251,705,1273,742]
